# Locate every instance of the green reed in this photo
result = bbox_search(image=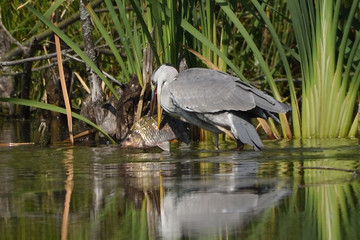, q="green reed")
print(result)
[288,0,360,138]
[4,0,360,142]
